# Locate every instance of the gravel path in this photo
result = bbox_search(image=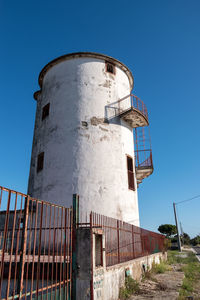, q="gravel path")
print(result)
[129,265,184,300]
